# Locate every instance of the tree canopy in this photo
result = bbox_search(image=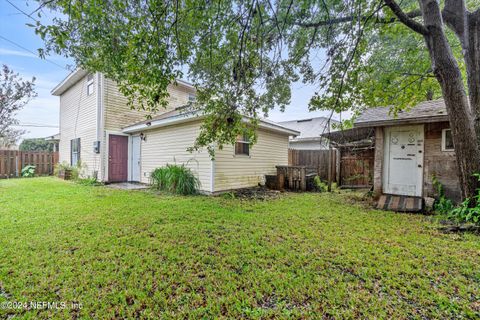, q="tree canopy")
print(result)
[35,0,480,197]
[0,65,36,147]
[19,138,55,152]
